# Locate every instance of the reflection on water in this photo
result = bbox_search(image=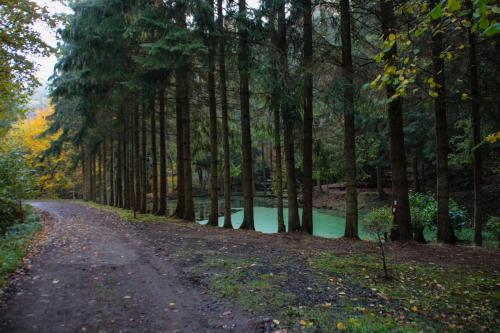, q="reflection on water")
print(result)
[167,196,367,239]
